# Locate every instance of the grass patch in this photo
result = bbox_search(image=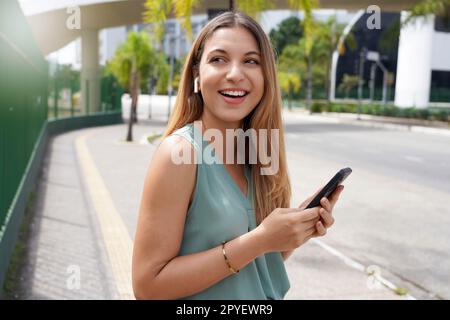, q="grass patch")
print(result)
[2,191,37,299]
[394,287,409,296]
[147,132,163,144]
